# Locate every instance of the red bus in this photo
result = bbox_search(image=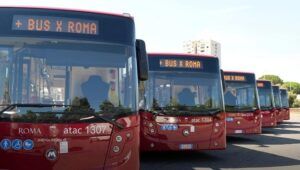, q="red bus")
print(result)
[0,7,148,170]
[223,71,261,135]
[139,53,226,151]
[257,80,277,127]
[280,88,290,120]
[272,85,284,123]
